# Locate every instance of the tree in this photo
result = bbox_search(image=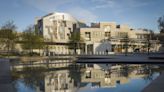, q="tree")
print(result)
[157,16,164,46]
[21,25,45,56]
[147,34,151,55]
[158,16,164,33]
[68,32,84,54]
[143,29,156,40]
[143,29,155,54]
[149,30,156,40]
[0,21,18,55]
